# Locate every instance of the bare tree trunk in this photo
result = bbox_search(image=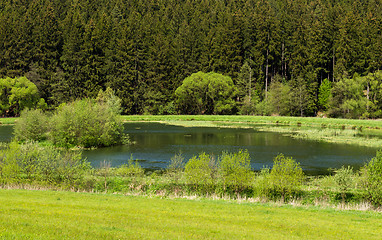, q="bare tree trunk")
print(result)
[367,77,370,111]
[332,48,335,82]
[265,32,270,99]
[265,48,269,99]
[249,67,252,100]
[282,42,285,78]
